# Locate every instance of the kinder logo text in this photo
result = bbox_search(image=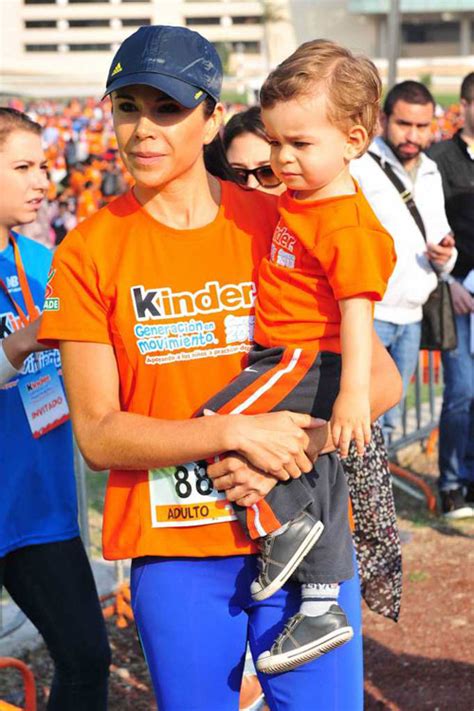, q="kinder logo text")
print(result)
[1,308,41,339]
[131,280,256,321]
[26,374,51,392]
[272,223,297,252]
[0,311,18,339]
